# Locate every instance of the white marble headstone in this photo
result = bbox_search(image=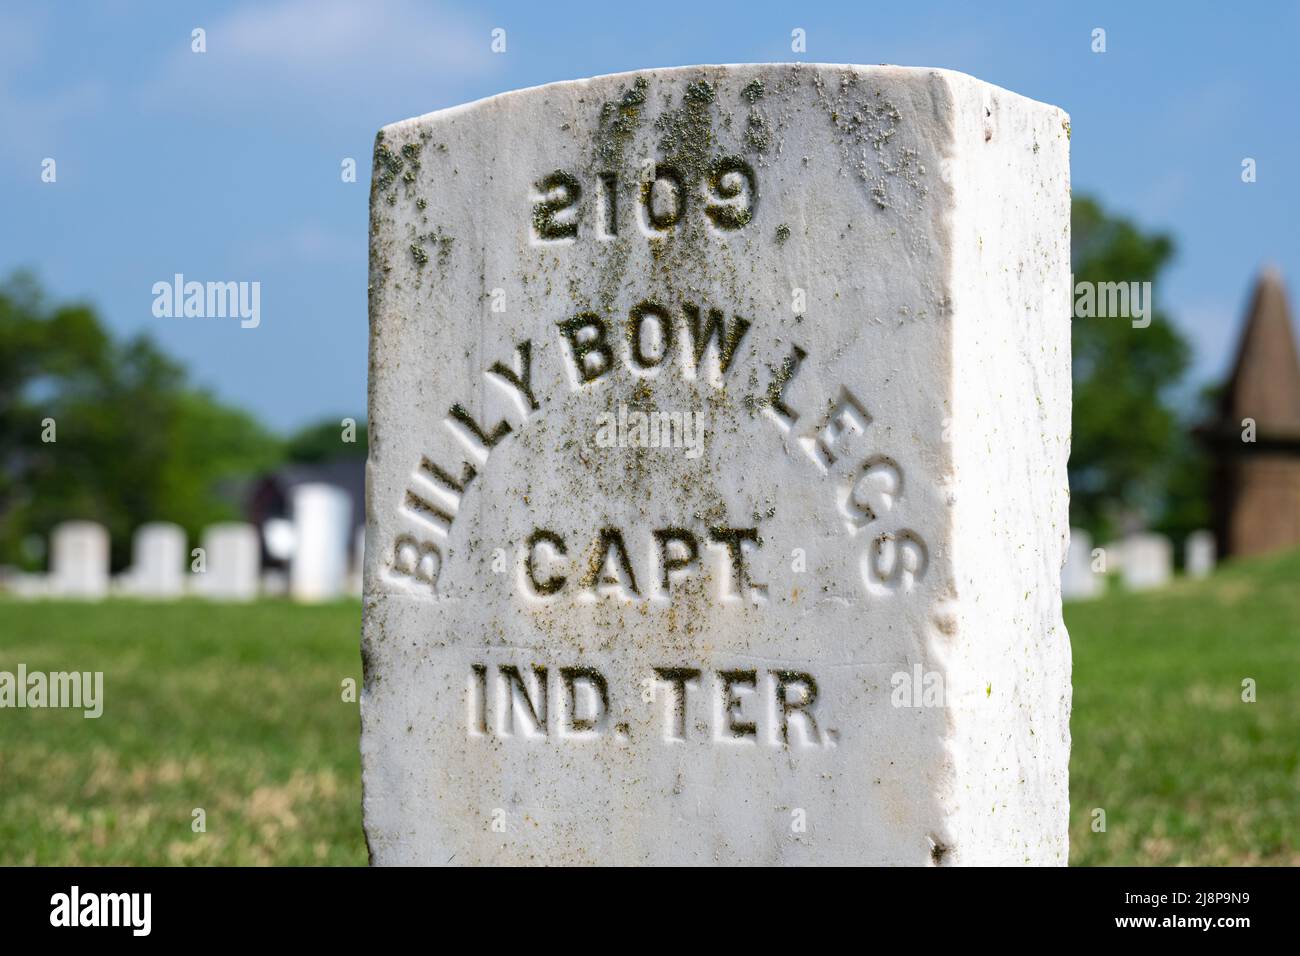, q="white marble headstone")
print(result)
[289,483,352,603]
[1121,533,1172,591]
[50,521,110,599]
[1185,530,1215,579]
[361,65,1073,865]
[128,522,187,598]
[197,522,260,601]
